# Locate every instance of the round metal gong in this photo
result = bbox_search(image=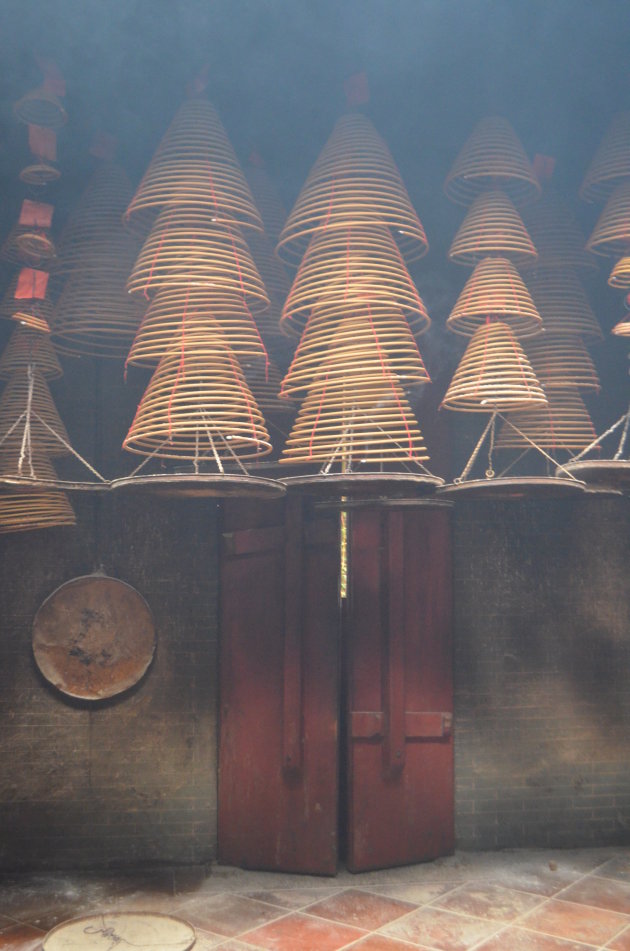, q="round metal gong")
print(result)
[43,912,196,951]
[33,575,155,700]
